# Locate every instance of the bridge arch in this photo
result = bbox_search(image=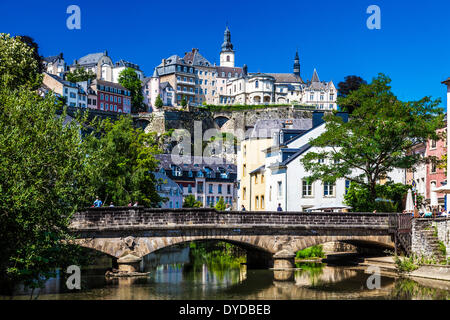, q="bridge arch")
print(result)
[73,233,394,263]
